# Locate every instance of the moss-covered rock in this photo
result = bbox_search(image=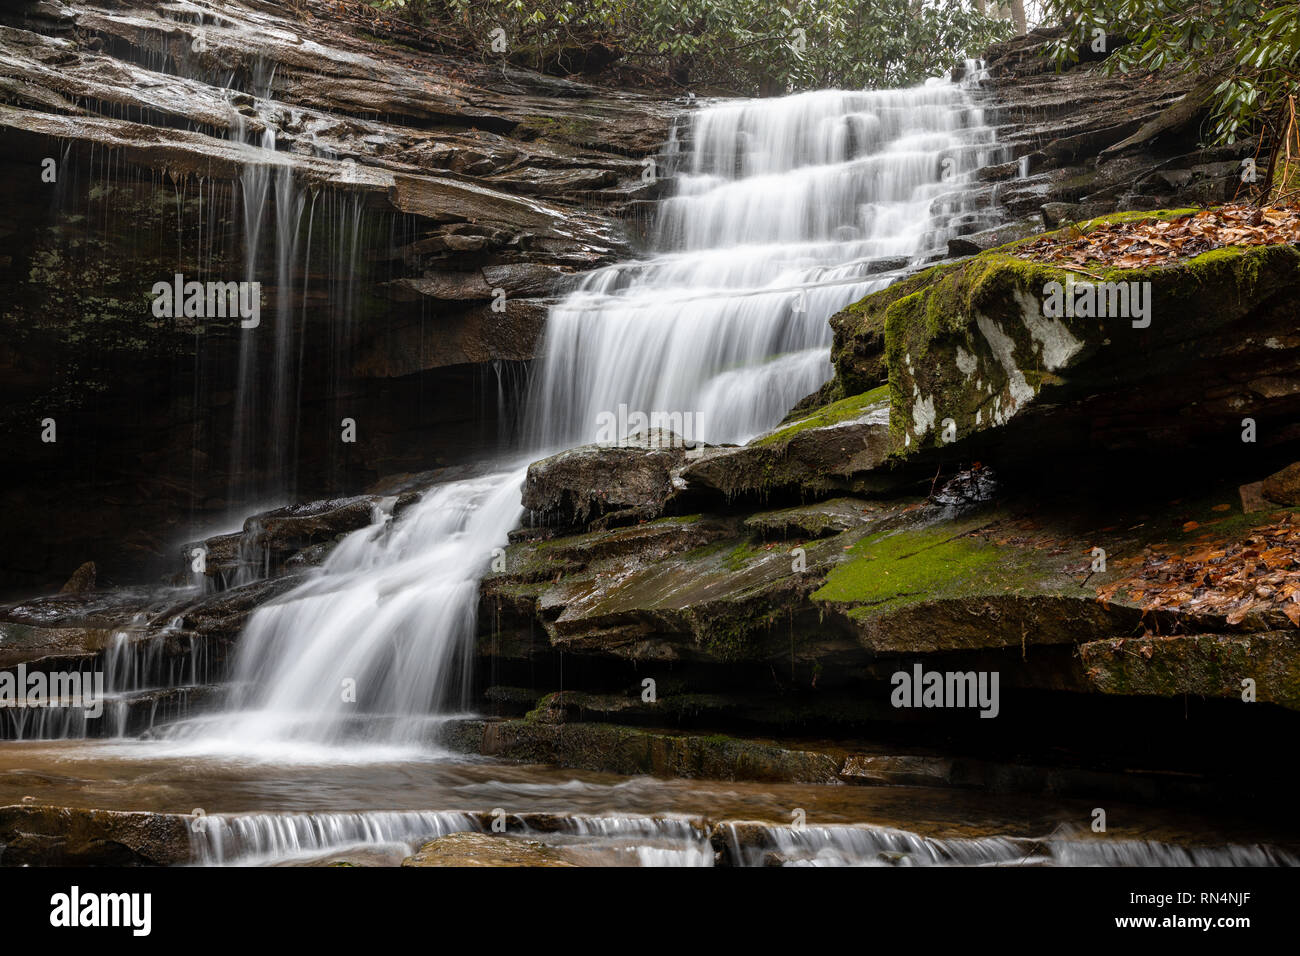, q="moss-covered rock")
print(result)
[1079,632,1300,710]
[827,213,1300,464]
[678,386,901,499]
